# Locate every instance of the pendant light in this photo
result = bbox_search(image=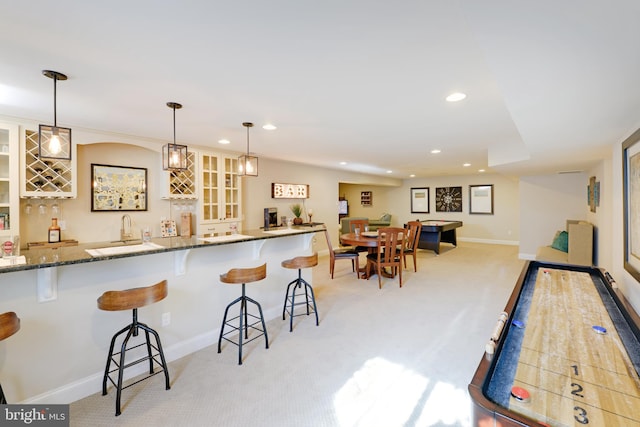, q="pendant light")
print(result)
[162,102,188,171]
[38,70,72,160]
[238,122,258,176]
